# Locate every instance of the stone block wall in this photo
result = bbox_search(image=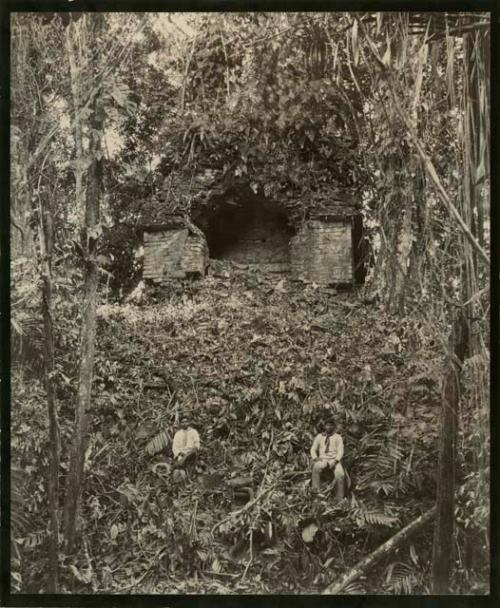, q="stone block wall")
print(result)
[290,220,353,284]
[183,234,209,275]
[143,217,354,285]
[143,229,208,281]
